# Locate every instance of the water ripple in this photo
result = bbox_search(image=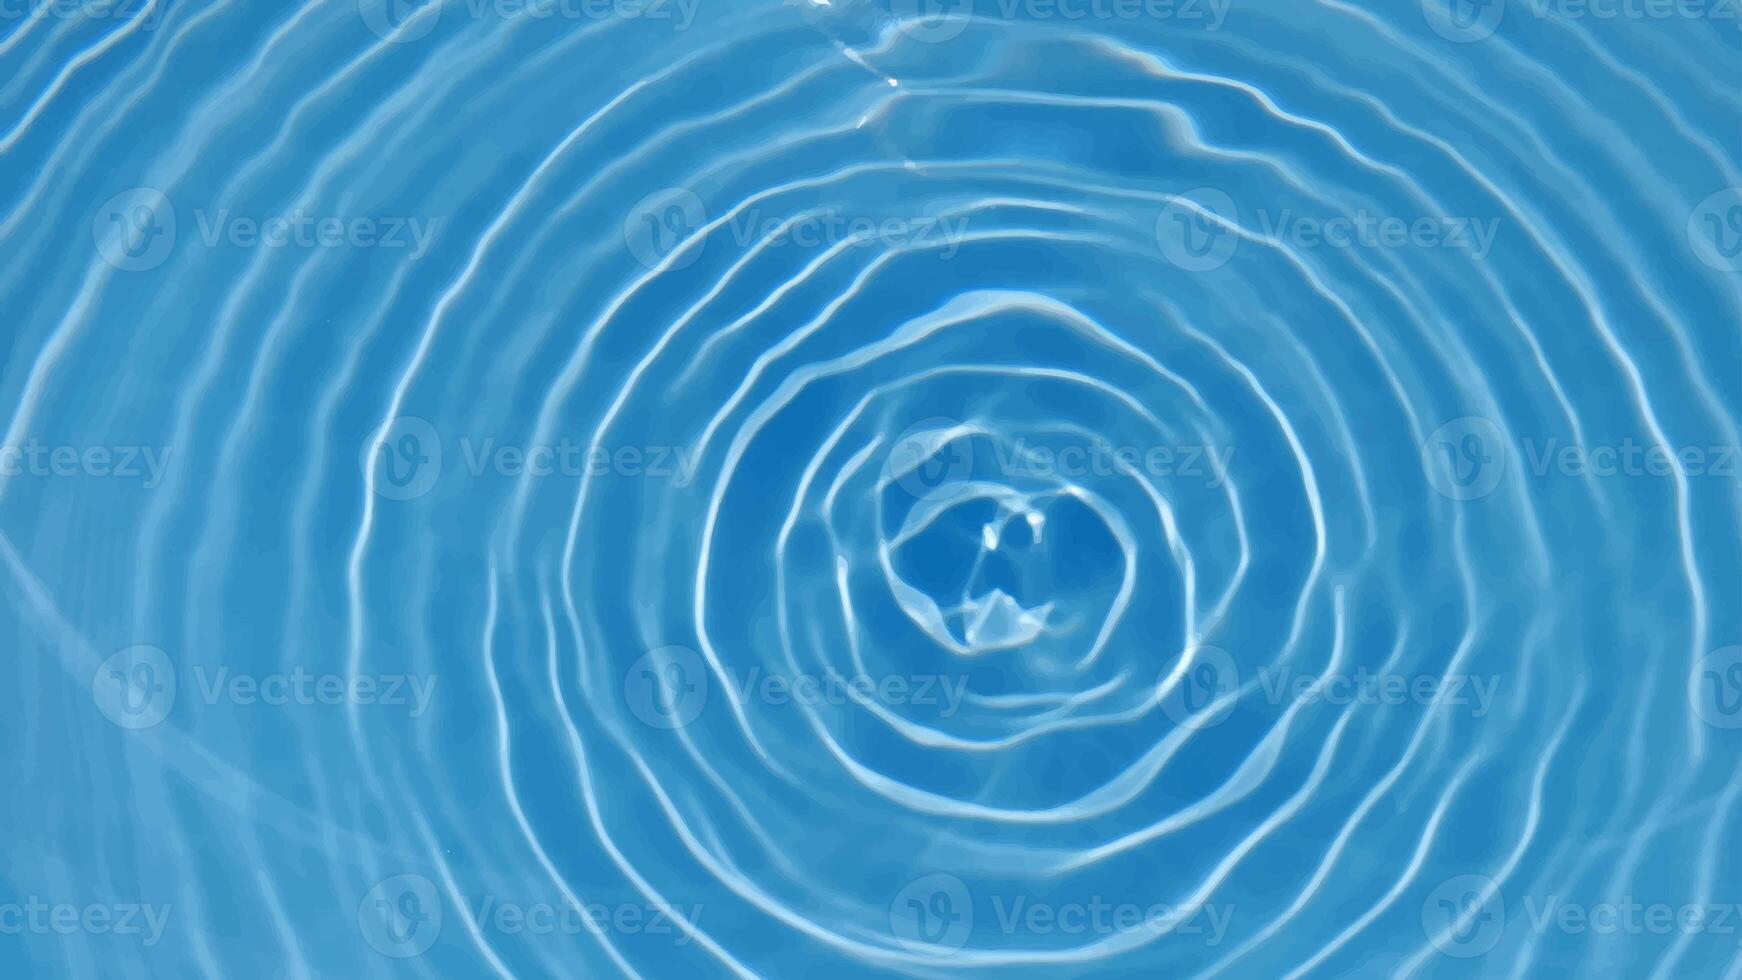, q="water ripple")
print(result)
[3,0,1740,977]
